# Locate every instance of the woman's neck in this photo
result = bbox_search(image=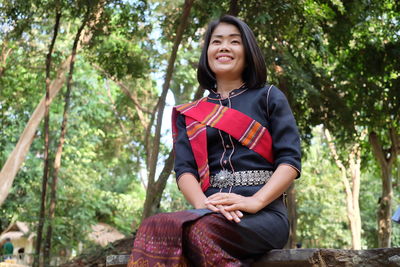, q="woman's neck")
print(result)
[216,78,244,98]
